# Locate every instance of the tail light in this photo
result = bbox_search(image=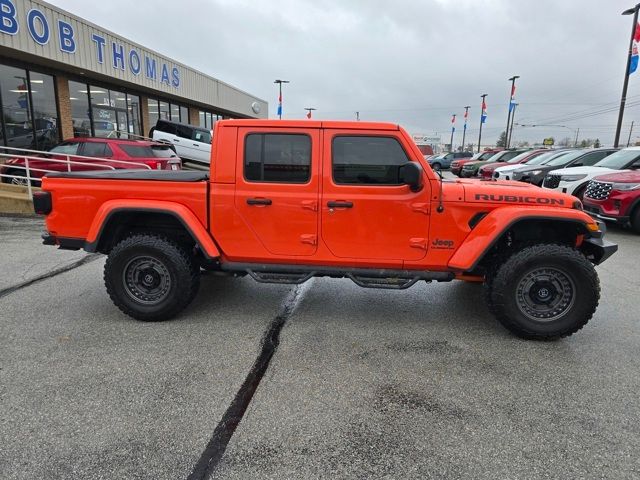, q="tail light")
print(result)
[33,191,52,215]
[144,160,162,170]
